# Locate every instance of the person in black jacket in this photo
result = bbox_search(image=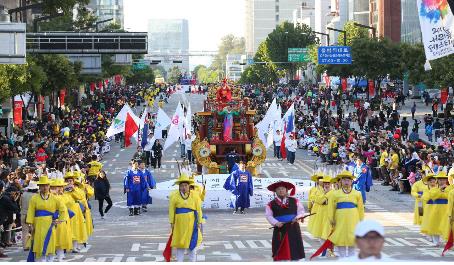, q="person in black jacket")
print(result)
[93,170,112,219]
[151,140,163,169]
[0,184,20,251]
